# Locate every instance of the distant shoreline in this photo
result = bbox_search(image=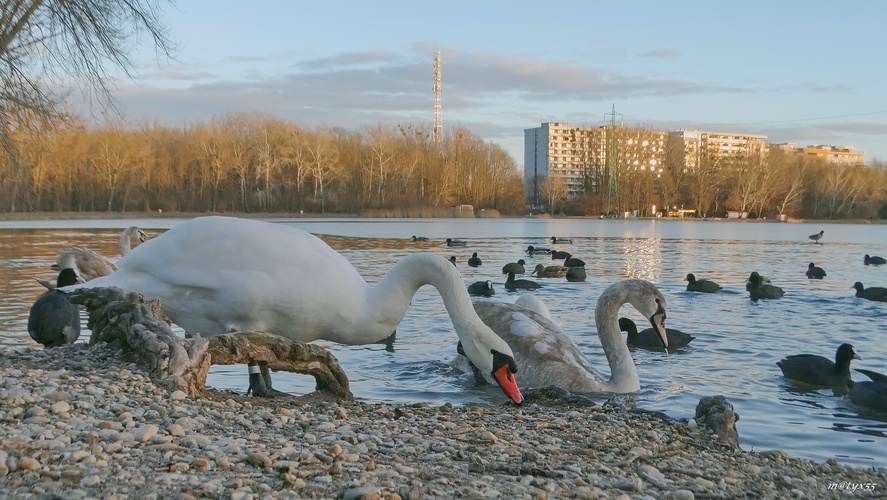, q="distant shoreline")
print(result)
[0,210,882,224]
